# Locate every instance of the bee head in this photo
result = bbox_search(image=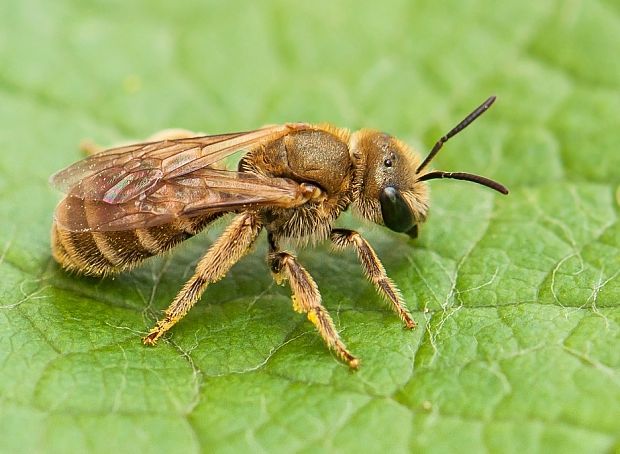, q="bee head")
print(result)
[350,131,429,237]
[350,96,508,239]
